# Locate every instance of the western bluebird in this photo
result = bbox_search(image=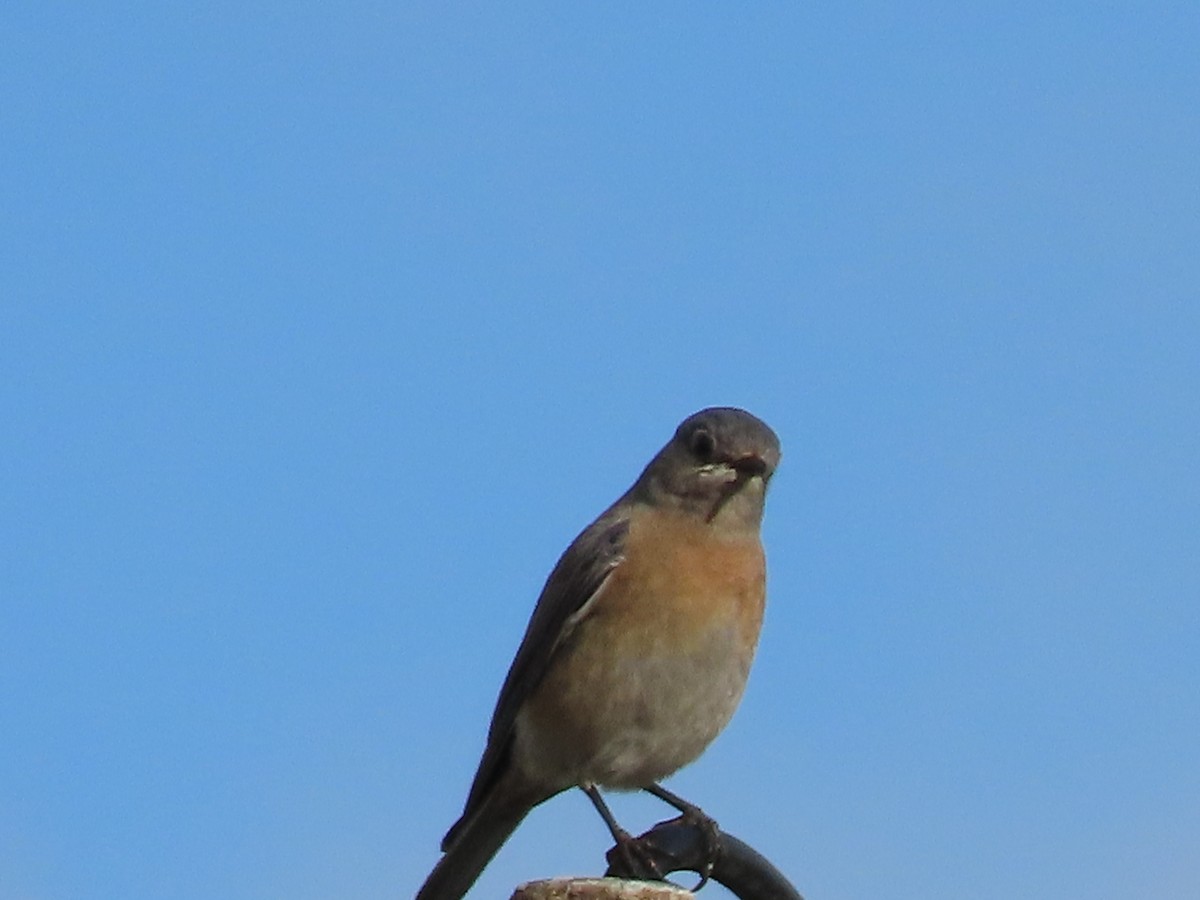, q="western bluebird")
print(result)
[416,407,781,900]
